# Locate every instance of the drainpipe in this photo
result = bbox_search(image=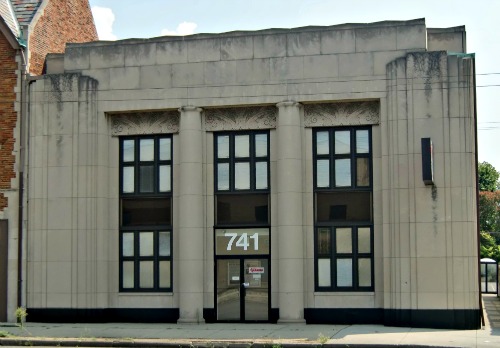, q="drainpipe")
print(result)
[17,47,27,309]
